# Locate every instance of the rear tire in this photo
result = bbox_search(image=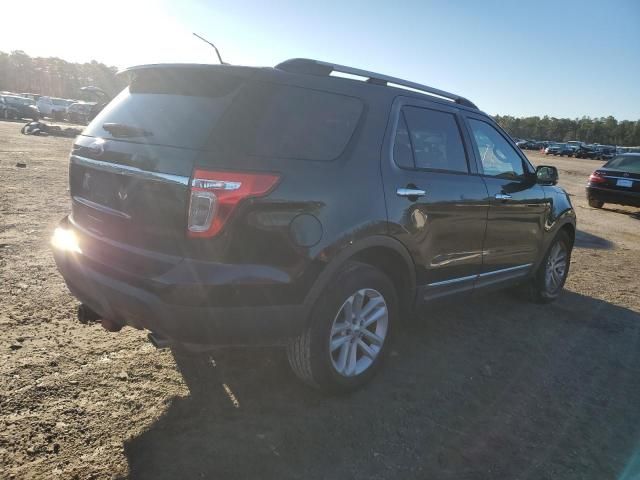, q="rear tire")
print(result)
[287,261,397,393]
[519,231,572,304]
[588,198,604,208]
